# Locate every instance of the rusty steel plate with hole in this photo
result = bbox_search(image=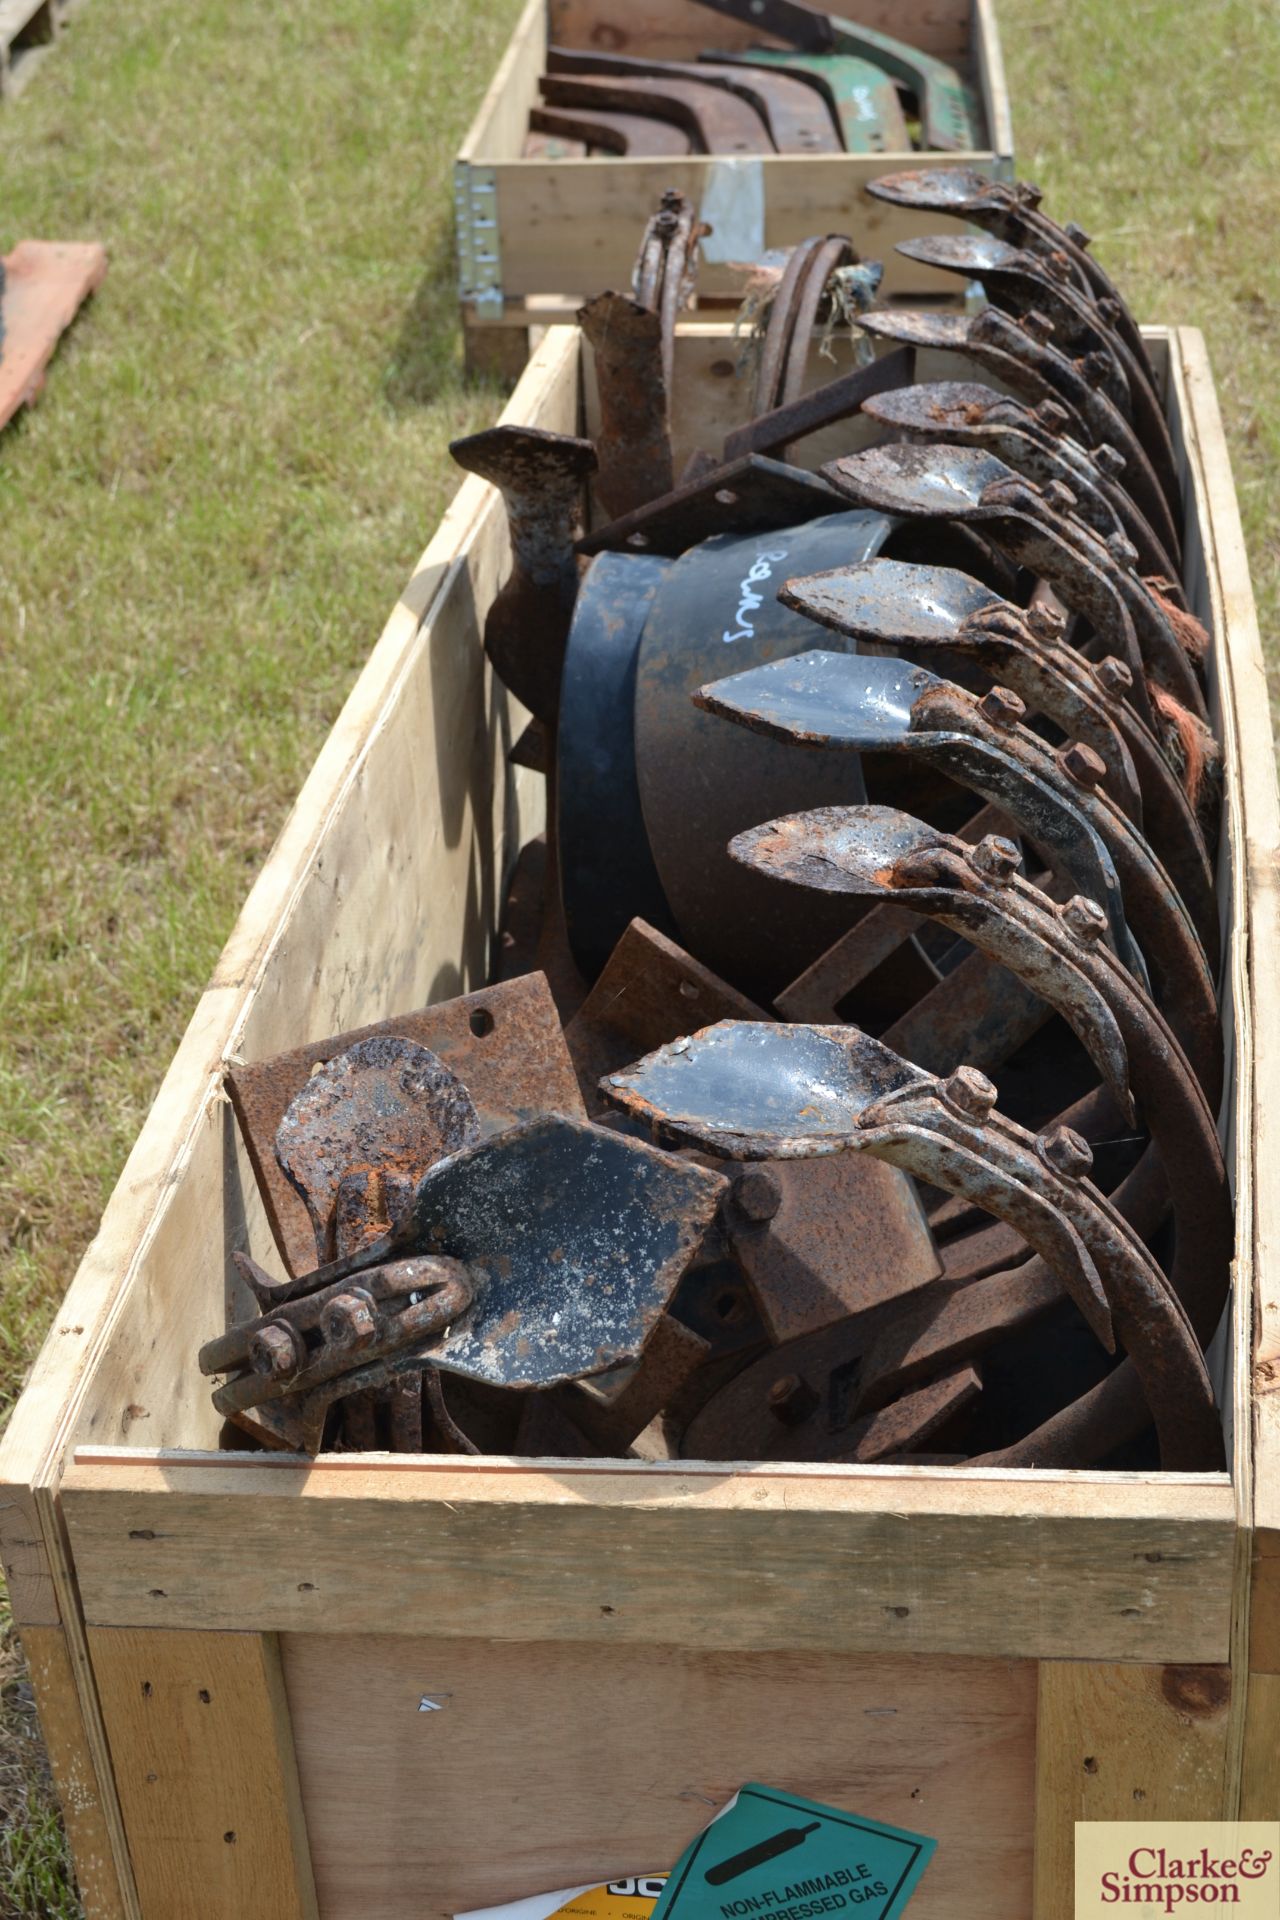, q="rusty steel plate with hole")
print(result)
[226,973,586,1276]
